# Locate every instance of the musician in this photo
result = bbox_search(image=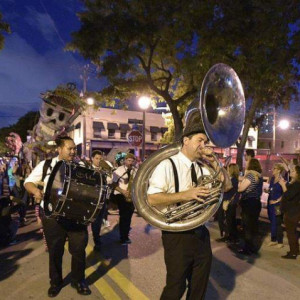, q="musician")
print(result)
[90,150,113,251]
[24,136,91,297]
[147,111,220,300]
[112,153,136,245]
